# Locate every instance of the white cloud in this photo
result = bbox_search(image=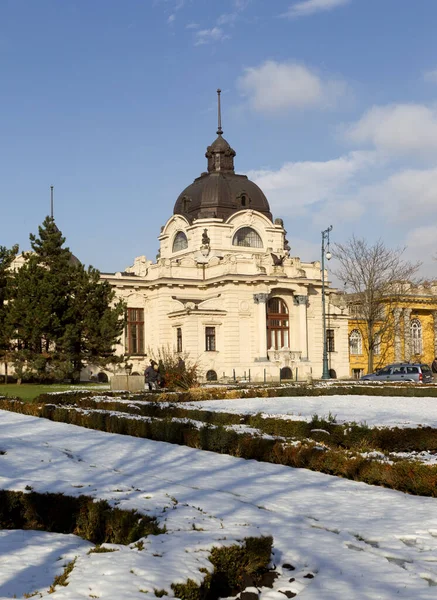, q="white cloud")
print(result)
[363,166,437,220]
[217,13,238,26]
[192,0,249,45]
[247,151,374,213]
[217,0,250,26]
[194,27,229,45]
[313,197,366,229]
[244,139,436,278]
[283,0,350,19]
[186,22,200,29]
[167,13,176,23]
[287,236,321,263]
[406,225,437,249]
[424,68,437,83]
[405,225,437,279]
[345,103,437,158]
[237,60,346,113]
[233,0,251,10]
